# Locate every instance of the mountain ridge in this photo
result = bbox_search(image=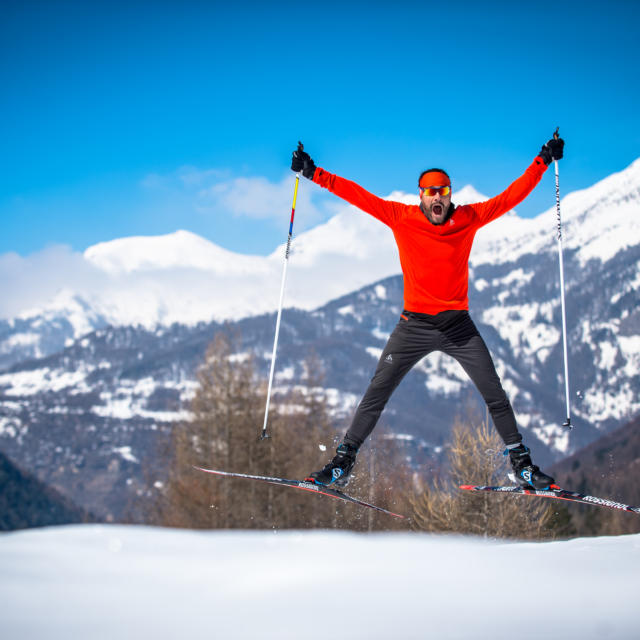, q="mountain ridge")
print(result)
[2,157,638,368]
